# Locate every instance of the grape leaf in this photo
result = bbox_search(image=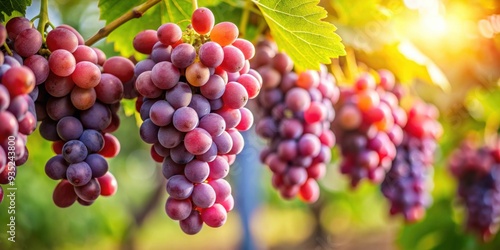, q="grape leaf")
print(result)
[253,0,345,70]
[164,0,192,27]
[0,0,31,22]
[98,0,224,58]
